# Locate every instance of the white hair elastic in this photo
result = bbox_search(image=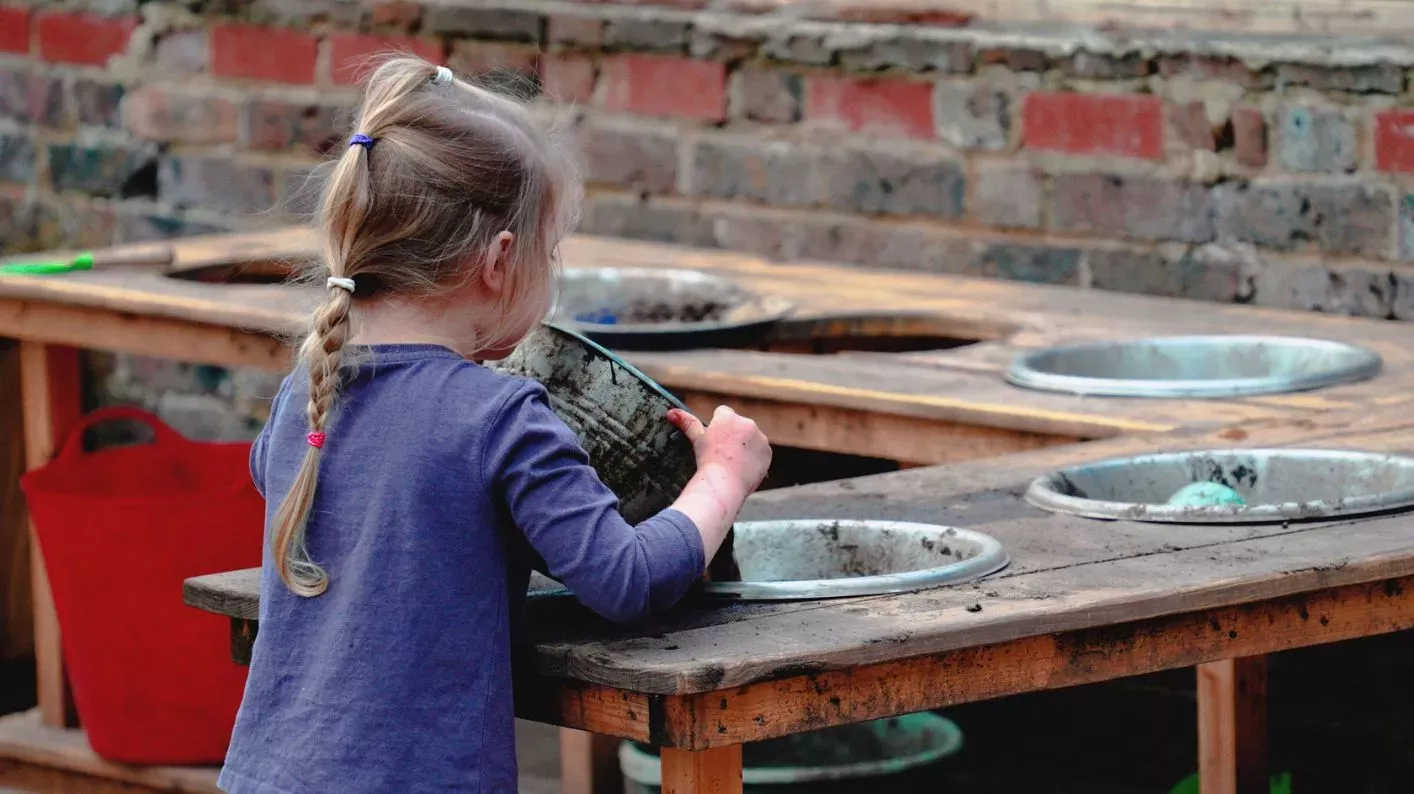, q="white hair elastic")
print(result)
[432,66,454,86]
[327,277,356,293]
